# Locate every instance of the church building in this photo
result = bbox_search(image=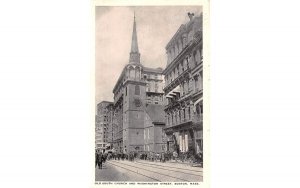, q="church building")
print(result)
[111,14,165,153]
